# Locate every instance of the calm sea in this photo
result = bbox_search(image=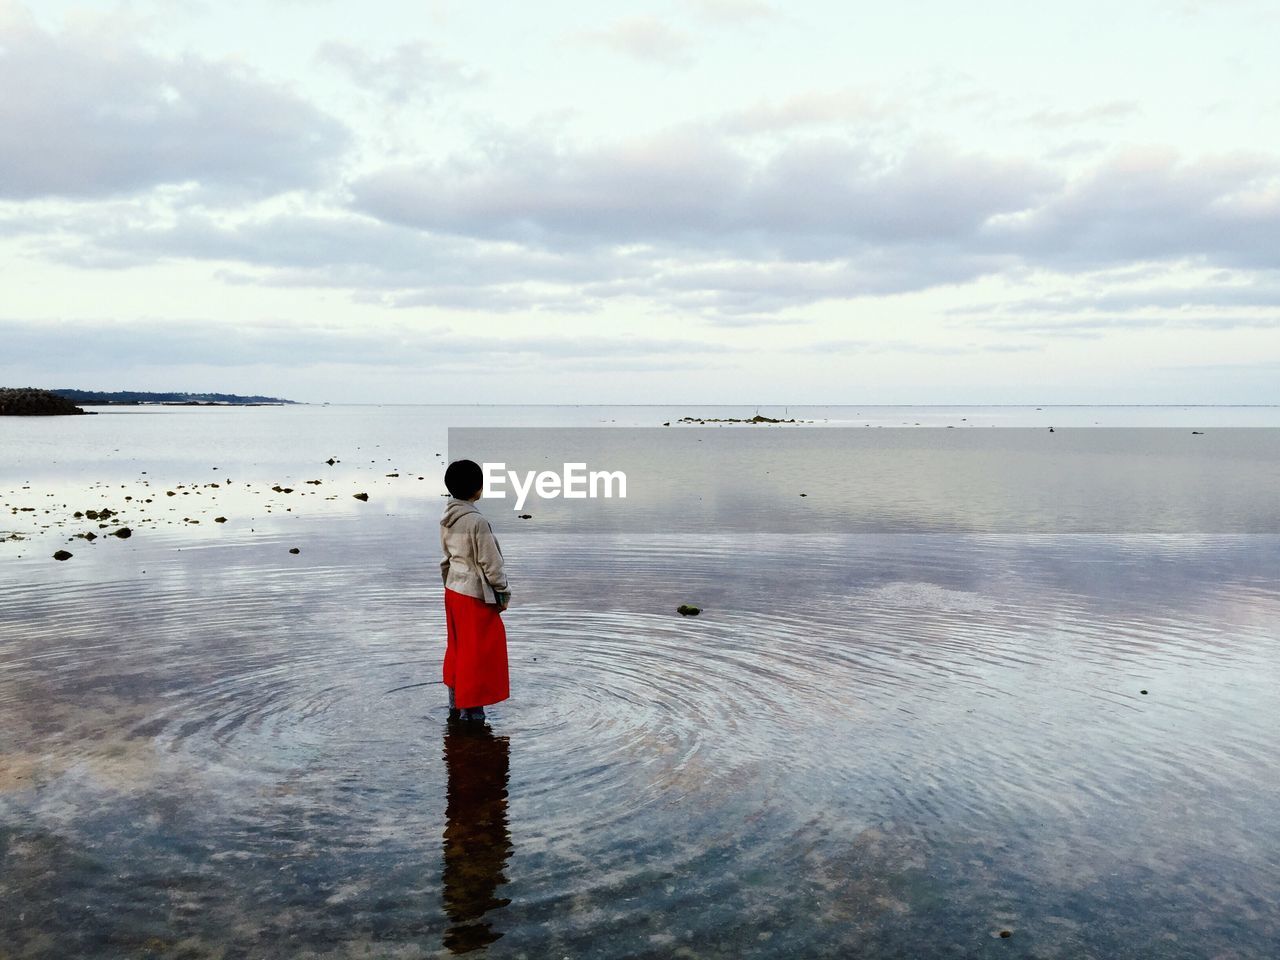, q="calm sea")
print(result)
[2,405,1279,958]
